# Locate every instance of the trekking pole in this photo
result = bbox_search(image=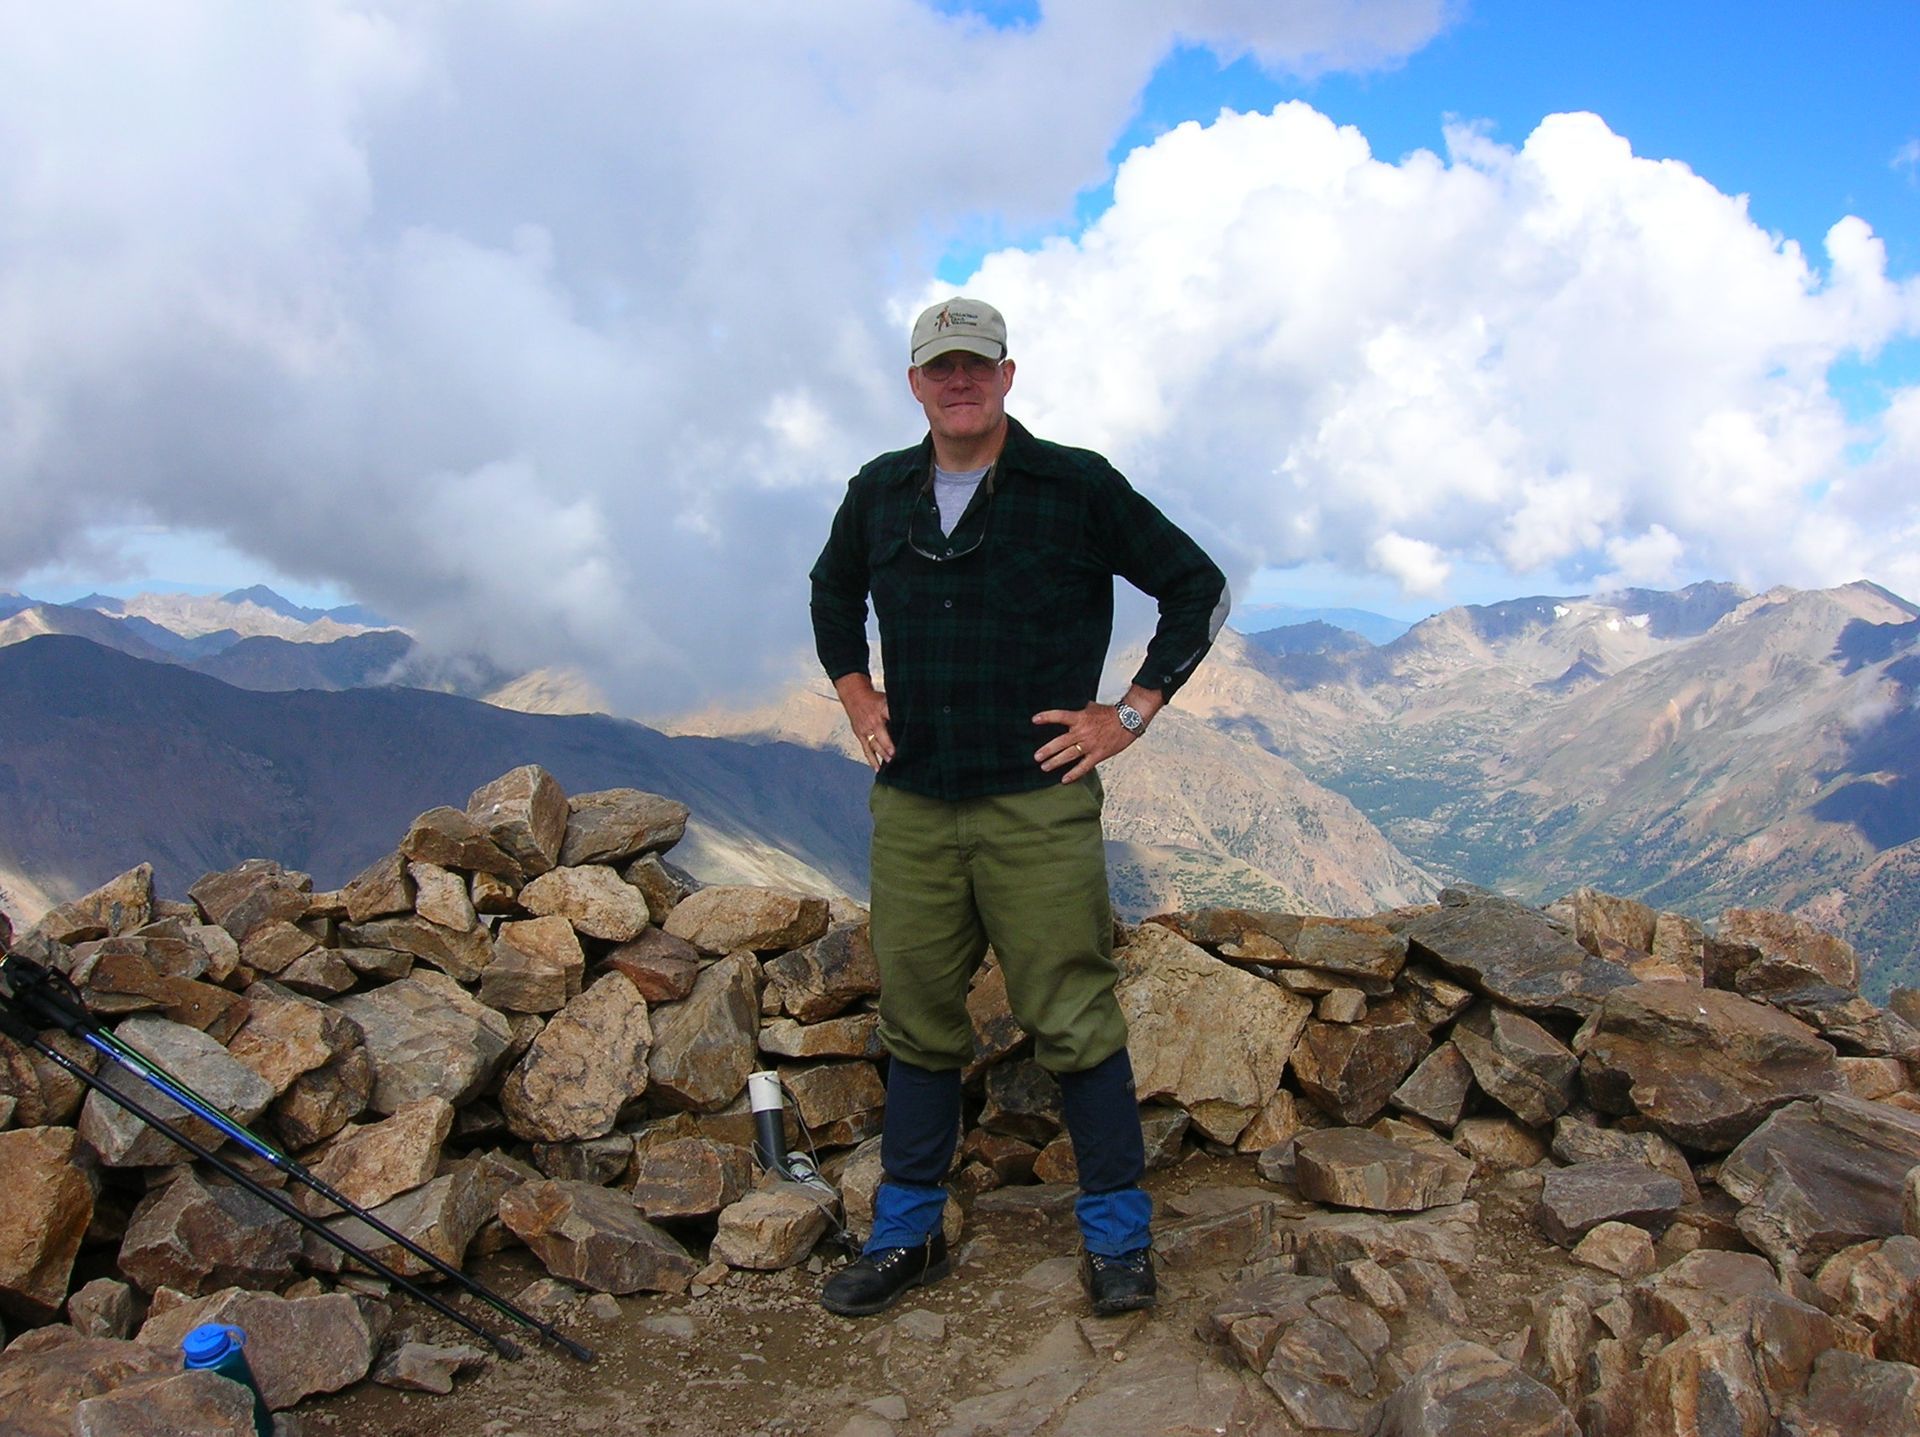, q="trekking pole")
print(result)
[0,948,595,1363]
